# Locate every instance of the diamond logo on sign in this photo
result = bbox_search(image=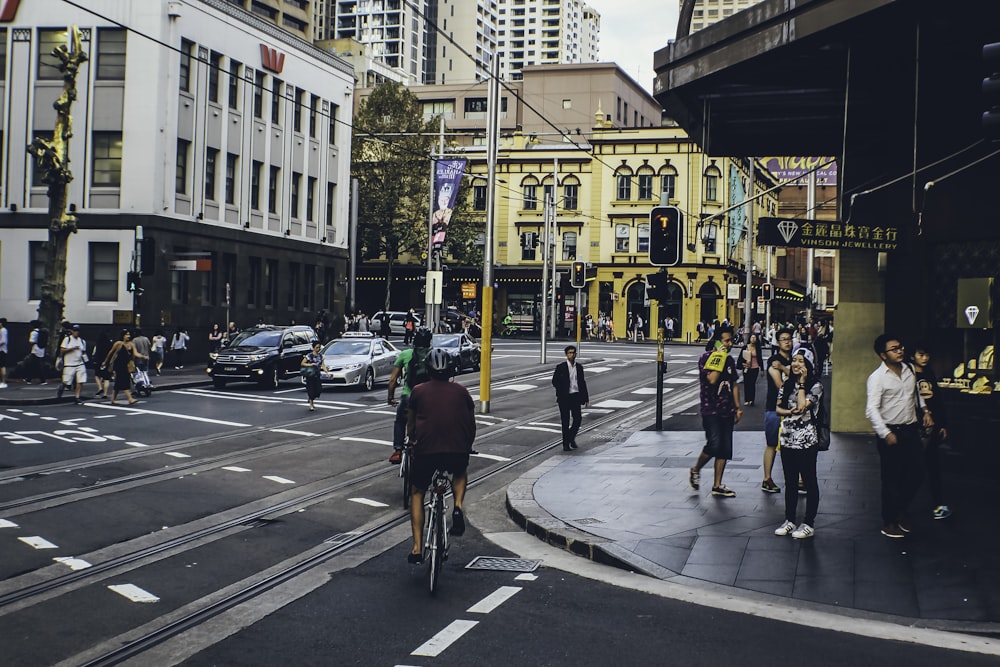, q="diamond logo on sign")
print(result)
[965,306,980,326]
[777,220,798,244]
